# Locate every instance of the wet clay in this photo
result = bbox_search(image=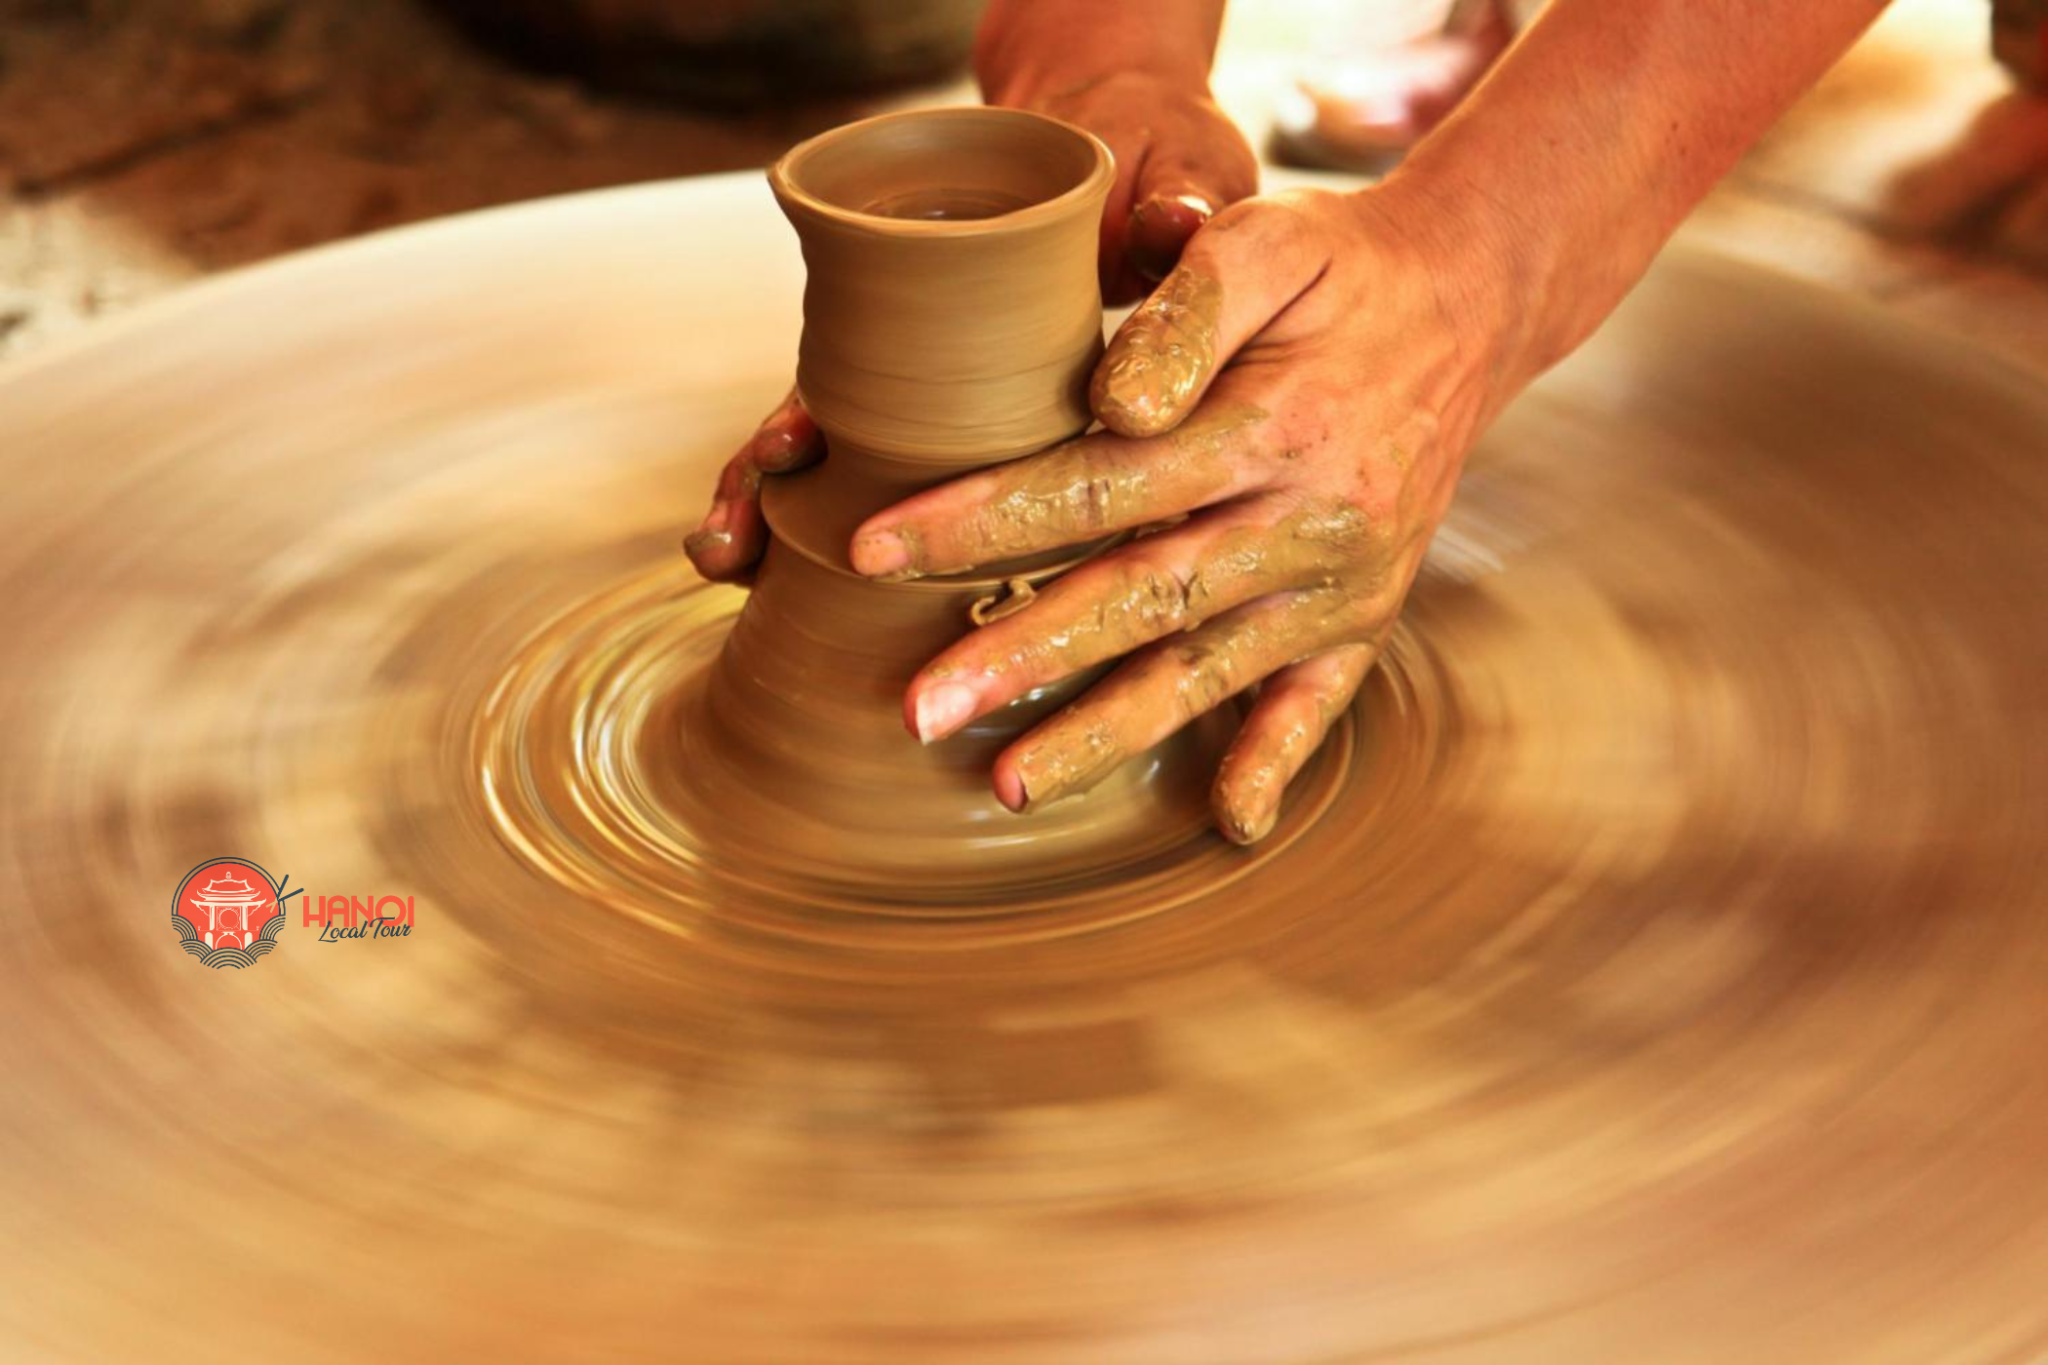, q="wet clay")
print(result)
[879,400,1269,574]
[1090,264,1225,437]
[8,164,2048,1363]
[1209,640,1375,845]
[1005,582,1360,811]
[969,576,1038,625]
[940,498,1377,731]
